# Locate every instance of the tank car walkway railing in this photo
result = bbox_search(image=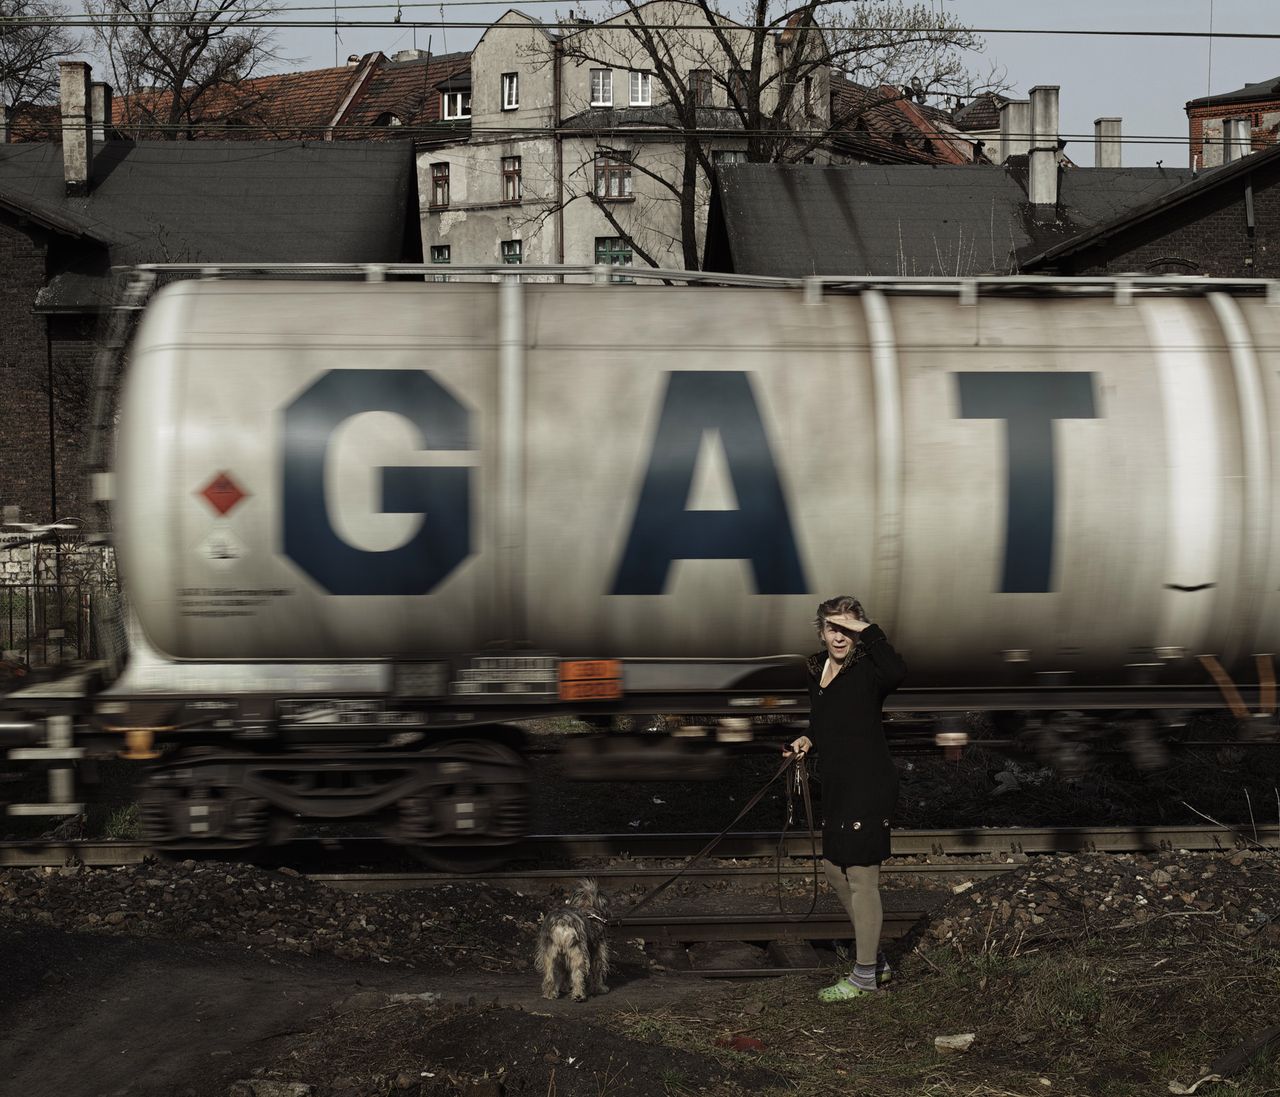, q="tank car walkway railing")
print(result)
[119,263,1280,300]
